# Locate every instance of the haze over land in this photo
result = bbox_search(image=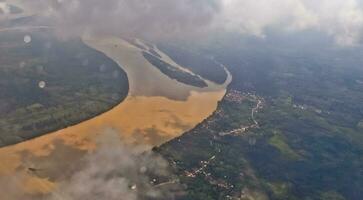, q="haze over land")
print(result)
[1,0,363,200]
[0,0,231,198]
